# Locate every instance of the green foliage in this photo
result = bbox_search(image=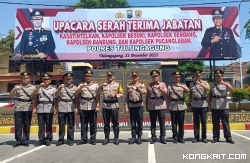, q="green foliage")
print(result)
[0,30,14,57]
[231,88,249,103]
[177,61,205,77]
[67,0,131,8]
[244,19,250,39]
[118,62,132,68]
